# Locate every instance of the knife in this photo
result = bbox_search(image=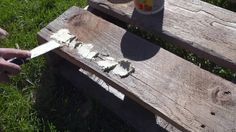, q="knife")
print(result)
[8,40,62,65]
